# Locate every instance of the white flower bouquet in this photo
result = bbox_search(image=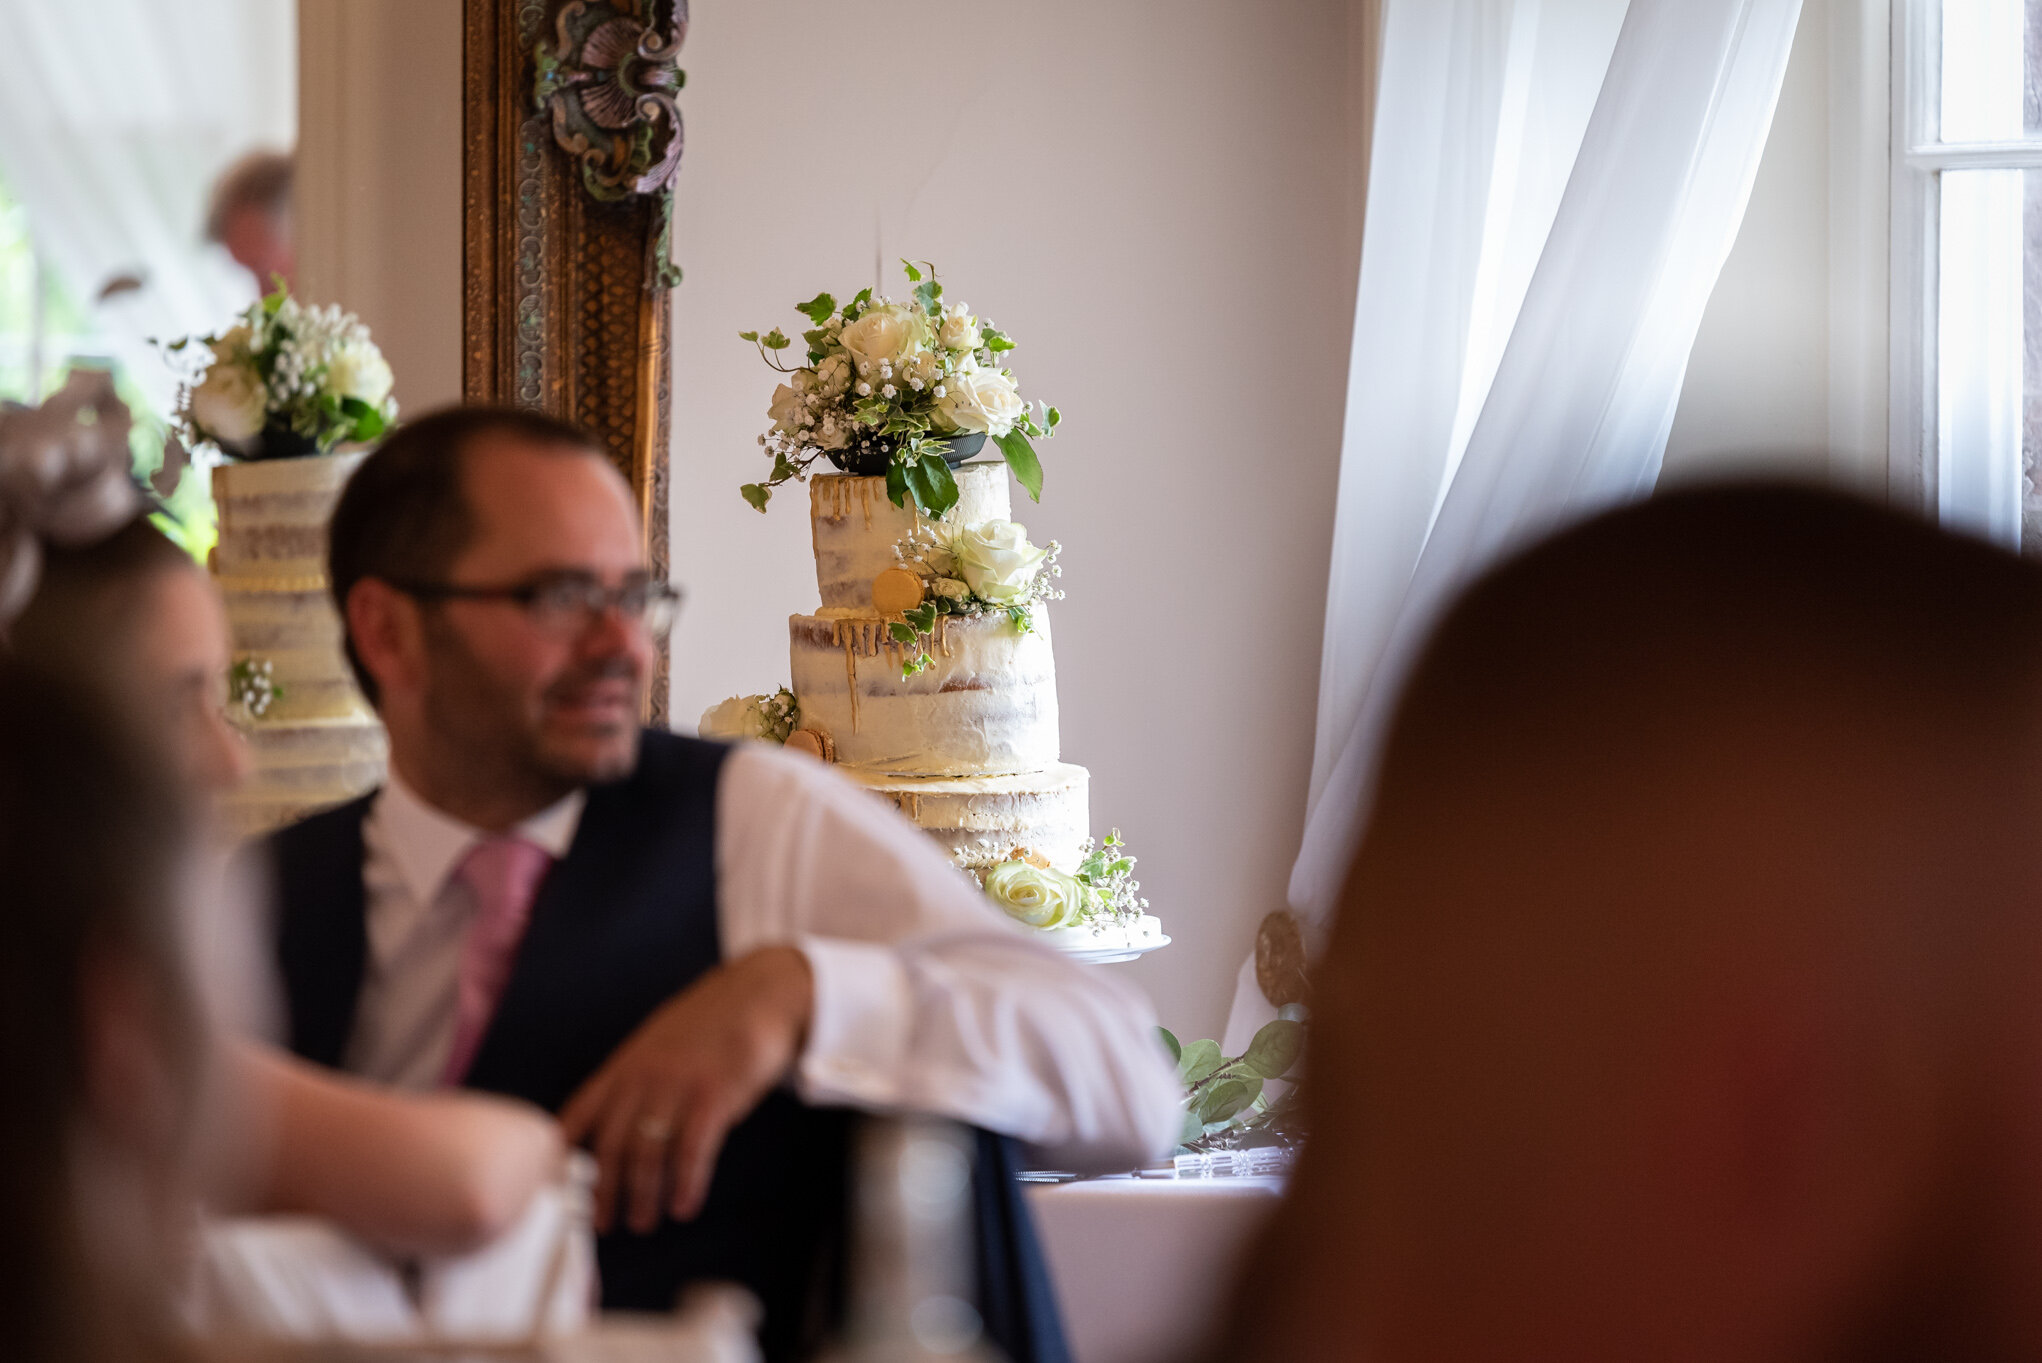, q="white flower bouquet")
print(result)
[739,260,1060,518]
[170,285,397,460]
[883,516,1063,678]
[980,831,1148,932]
